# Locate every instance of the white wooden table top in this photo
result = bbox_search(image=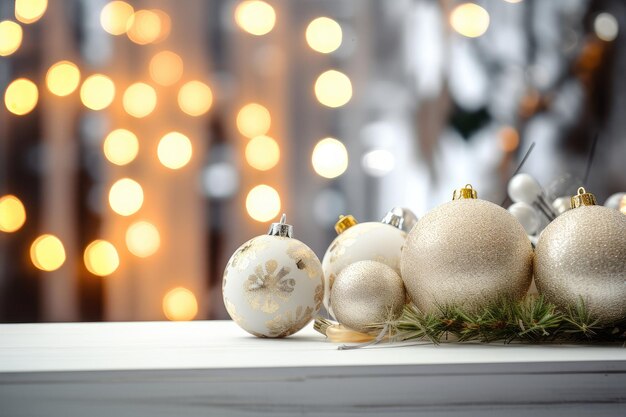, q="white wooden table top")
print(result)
[1,320,625,373]
[2,320,626,416]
